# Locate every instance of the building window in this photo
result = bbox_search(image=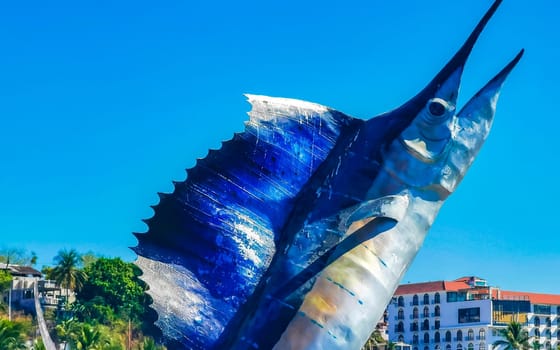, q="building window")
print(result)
[424,307,430,318]
[445,331,452,342]
[479,329,485,341]
[424,294,430,305]
[457,330,463,341]
[412,322,419,332]
[535,317,541,327]
[399,308,405,320]
[457,344,463,350]
[459,308,481,324]
[424,347,429,350]
[413,295,419,306]
[467,330,474,341]
[435,320,440,330]
[435,305,441,317]
[435,292,441,304]
[435,332,441,343]
[446,345,452,350]
[399,335,405,343]
[424,333,430,344]
[397,322,405,333]
[23,289,33,299]
[535,329,541,338]
[557,330,560,340]
[545,342,551,350]
[479,343,486,350]
[468,343,474,350]
[413,335,419,345]
[534,305,552,315]
[435,346,440,350]
[414,307,419,319]
[546,317,551,328]
[398,296,405,307]
[544,329,551,339]
[423,319,430,331]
